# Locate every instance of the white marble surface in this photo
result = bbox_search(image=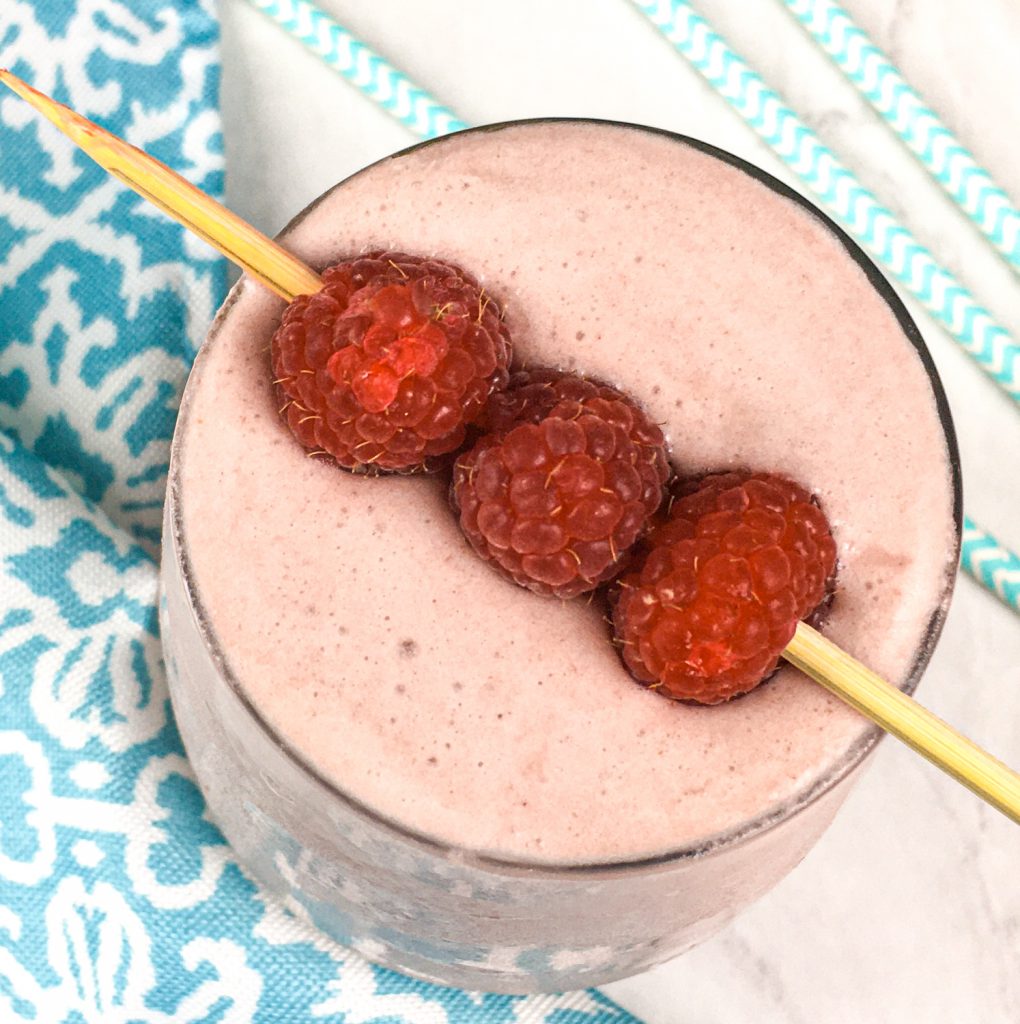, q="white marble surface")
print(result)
[220,2,1020,1020]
